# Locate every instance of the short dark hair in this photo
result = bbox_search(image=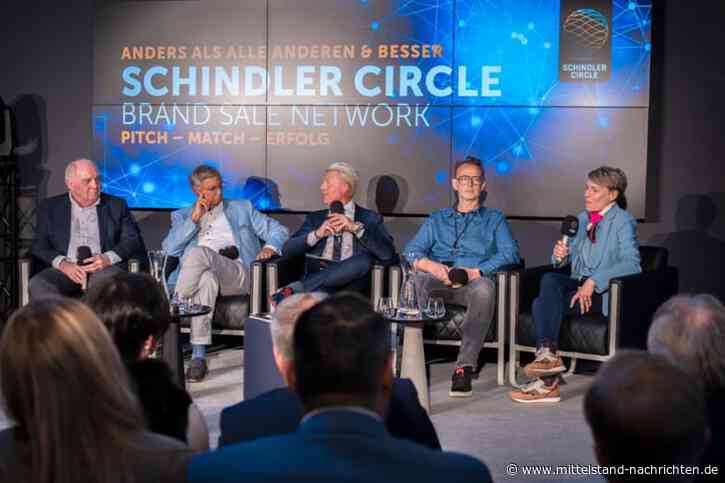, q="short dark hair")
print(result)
[453,155,485,179]
[584,350,706,471]
[292,293,390,409]
[86,273,171,361]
